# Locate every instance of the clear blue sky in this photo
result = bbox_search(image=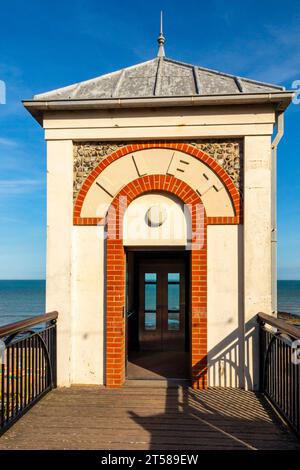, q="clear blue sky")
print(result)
[0,0,299,279]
